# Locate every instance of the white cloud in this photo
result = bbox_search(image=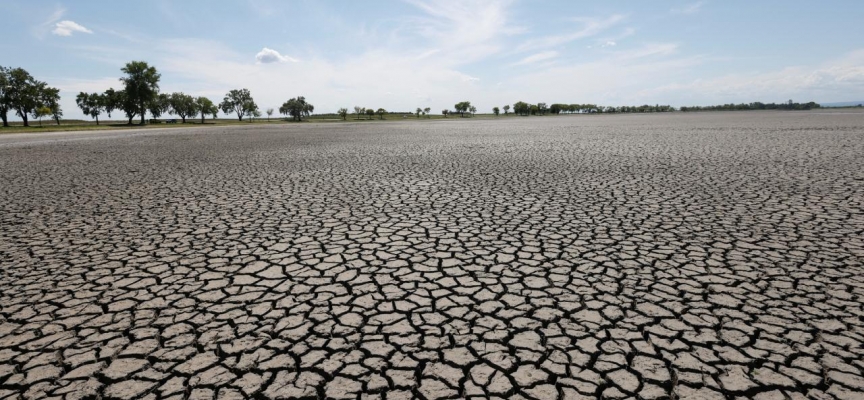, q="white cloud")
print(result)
[640,50,864,104]
[255,47,298,64]
[514,14,625,53]
[601,41,616,48]
[52,20,93,37]
[672,1,706,15]
[512,51,559,66]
